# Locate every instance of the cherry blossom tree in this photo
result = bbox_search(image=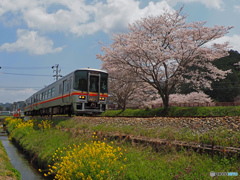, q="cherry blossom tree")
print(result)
[106,66,157,110]
[97,8,233,110]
